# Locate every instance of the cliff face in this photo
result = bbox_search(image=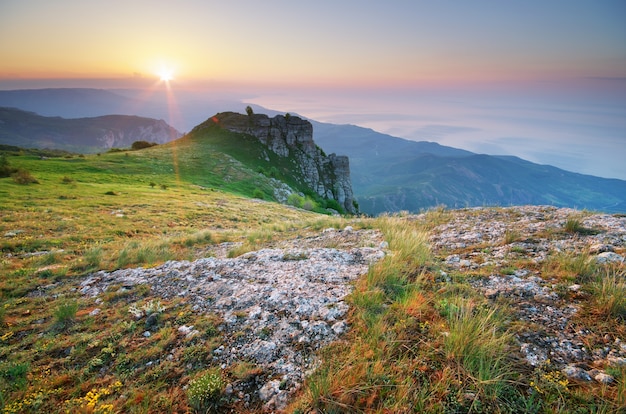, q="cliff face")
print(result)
[197,112,356,213]
[93,116,181,148]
